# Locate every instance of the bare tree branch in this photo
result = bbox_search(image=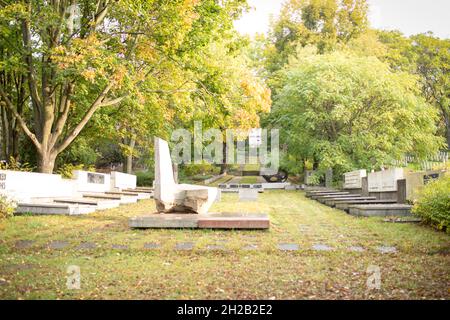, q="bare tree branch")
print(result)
[55,81,116,153]
[0,85,41,150]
